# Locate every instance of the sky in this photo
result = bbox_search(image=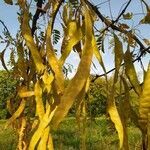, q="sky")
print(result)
[0,0,149,79]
